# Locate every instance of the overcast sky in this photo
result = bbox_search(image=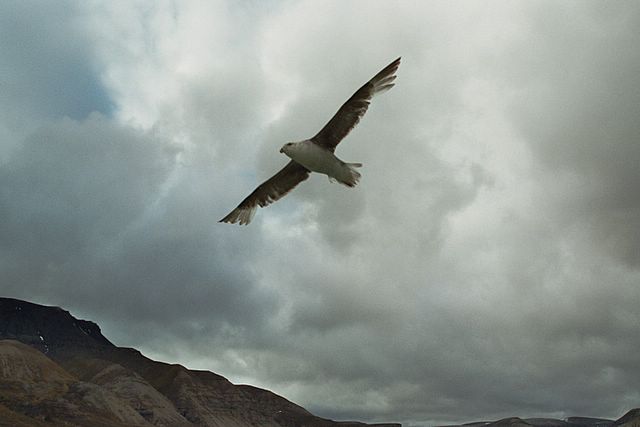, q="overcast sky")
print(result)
[1,1,639,425]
